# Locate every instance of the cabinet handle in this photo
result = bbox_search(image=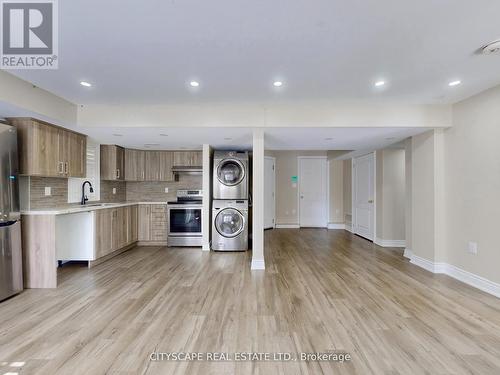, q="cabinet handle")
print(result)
[65,162,68,174]
[116,169,120,179]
